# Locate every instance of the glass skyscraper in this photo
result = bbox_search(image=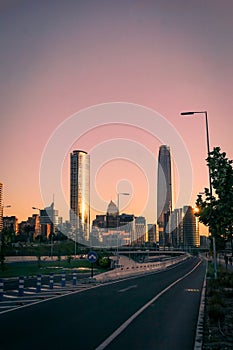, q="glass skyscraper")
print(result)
[157,145,173,246]
[70,150,90,242]
[182,206,200,248]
